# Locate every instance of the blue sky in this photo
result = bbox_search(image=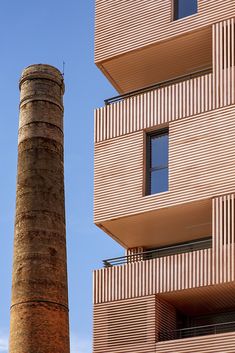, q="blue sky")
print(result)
[0,1,122,352]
